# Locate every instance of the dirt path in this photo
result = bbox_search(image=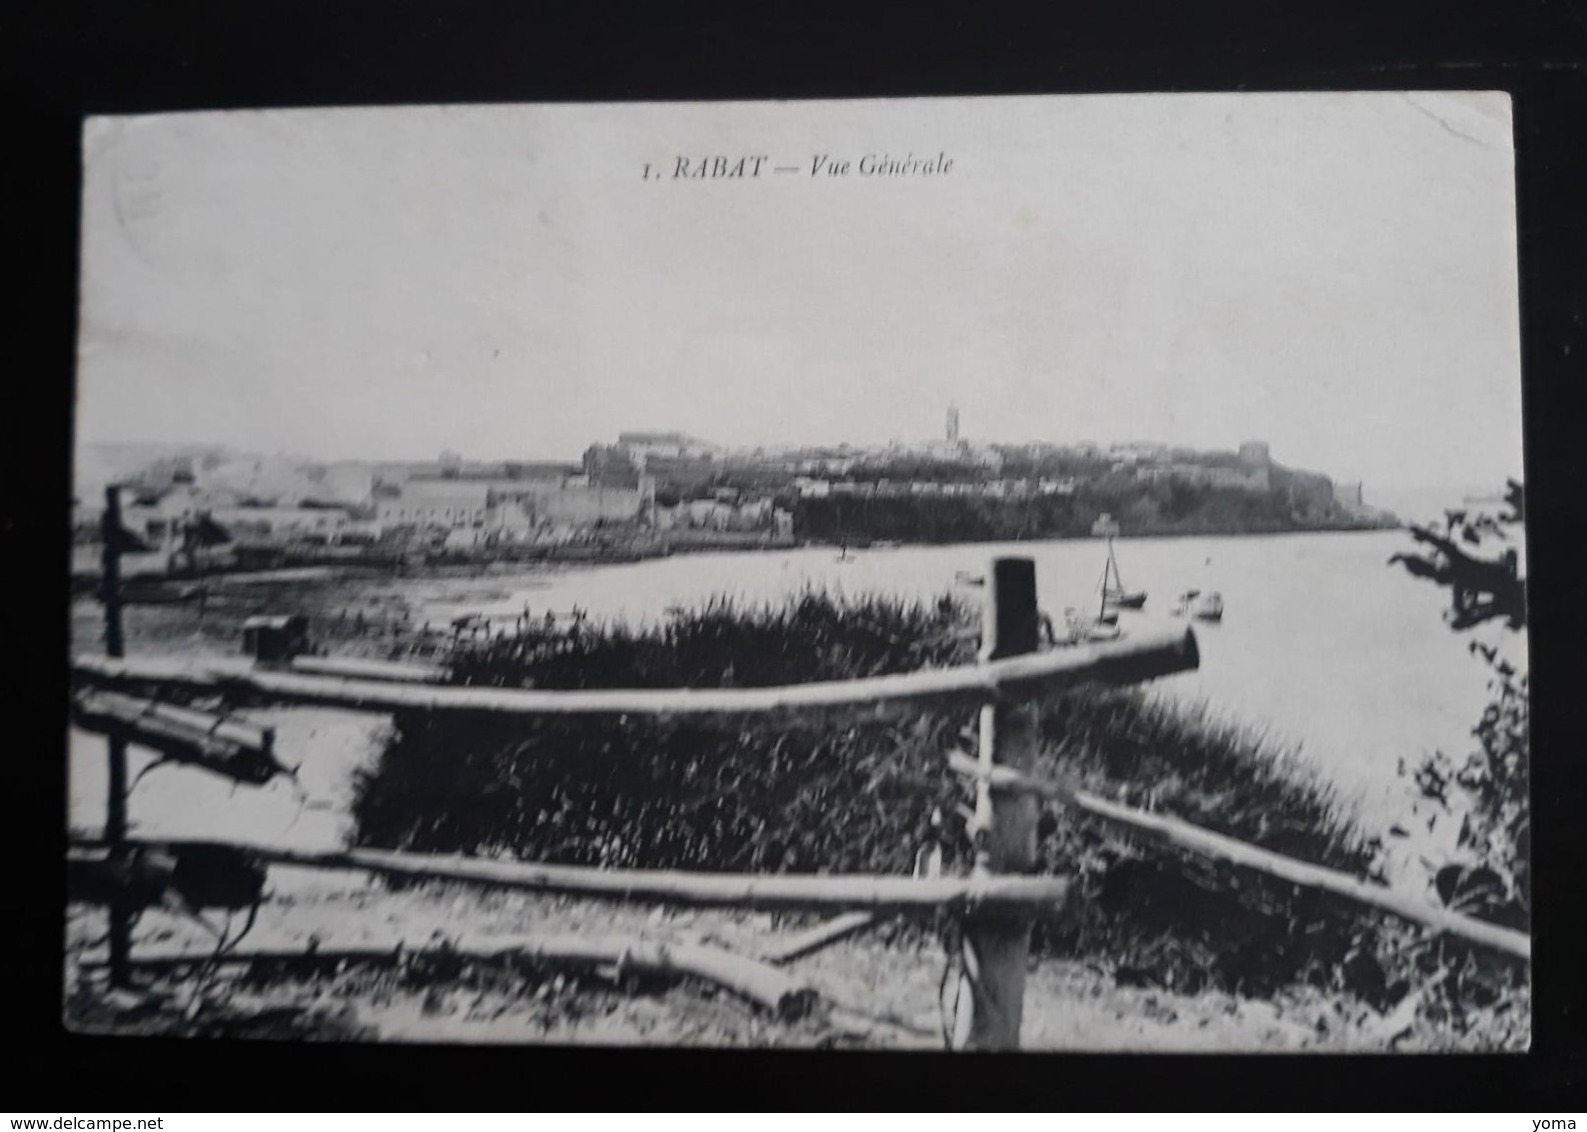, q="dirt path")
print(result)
[64,869,1410,1051]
